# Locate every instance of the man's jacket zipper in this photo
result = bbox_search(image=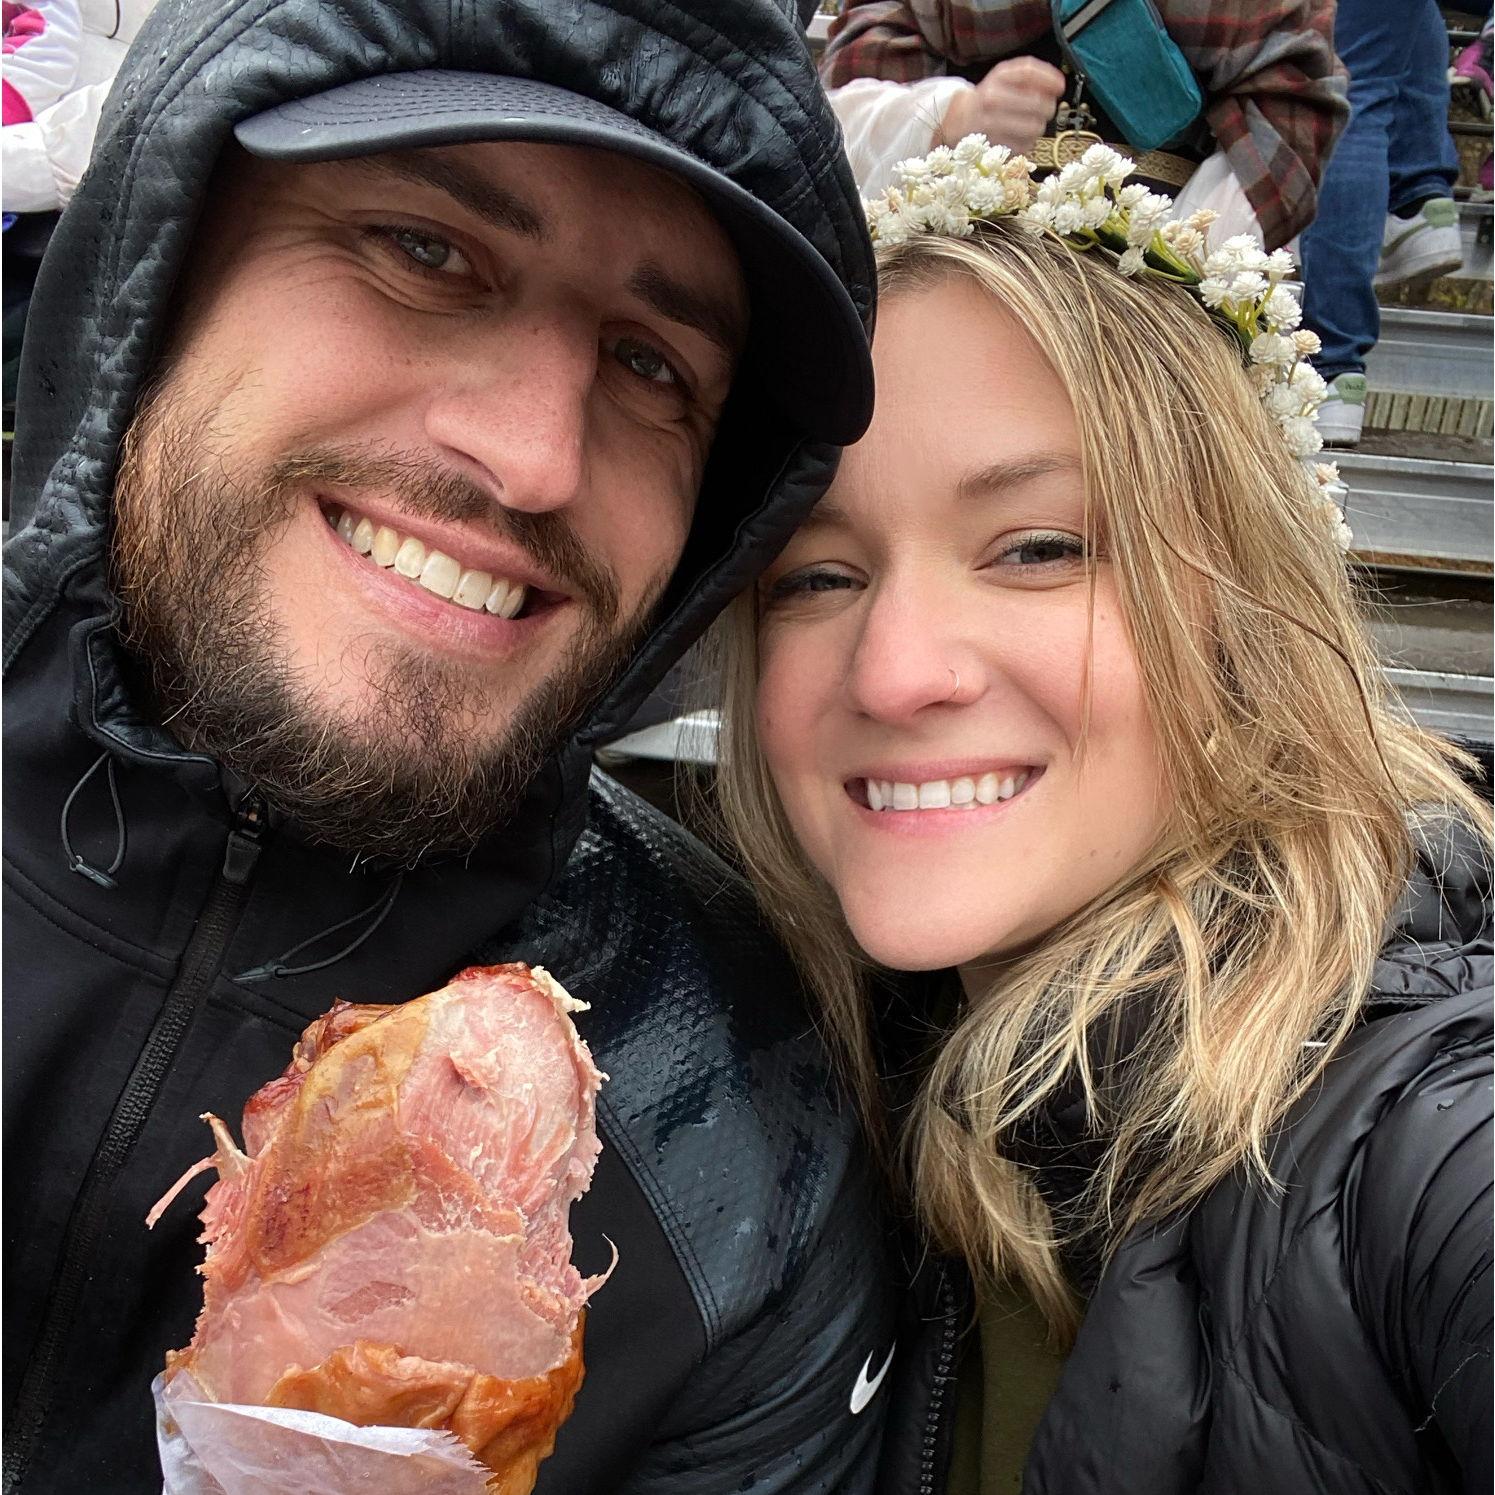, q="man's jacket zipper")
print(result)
[3,794,267,1495]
